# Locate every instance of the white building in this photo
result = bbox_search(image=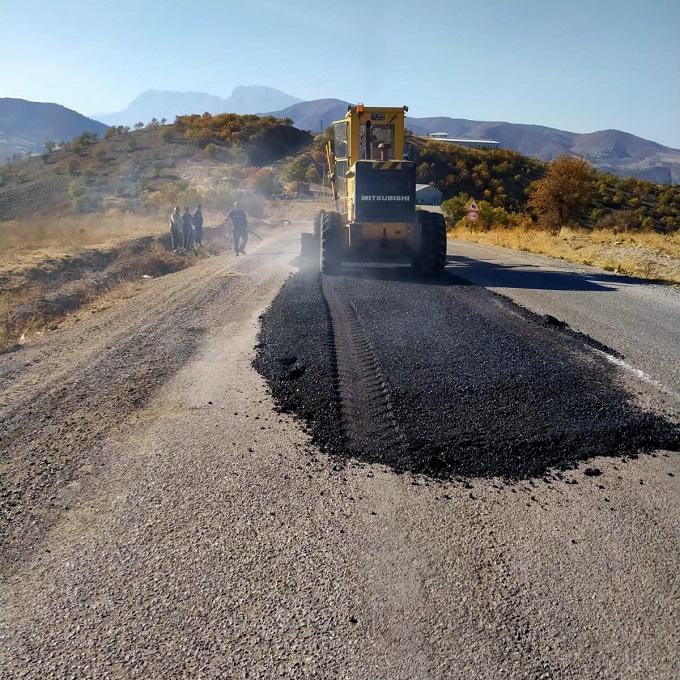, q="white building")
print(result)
[426,133,500,150]
[416,184,442,206]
